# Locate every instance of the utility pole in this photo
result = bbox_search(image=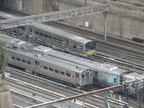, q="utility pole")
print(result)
[104,91,111,108]
[103,11,108,42]
[123,83,129,102]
